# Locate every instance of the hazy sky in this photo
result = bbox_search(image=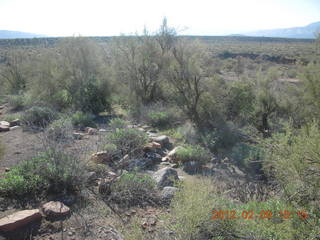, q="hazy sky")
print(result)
[0,0,319,36]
